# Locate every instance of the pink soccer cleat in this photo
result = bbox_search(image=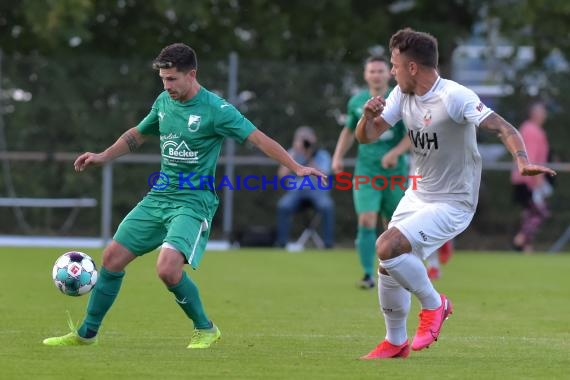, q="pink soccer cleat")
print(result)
[360,340,410,360]
[411,294,453,351]
[427,266,441,280]
[438,241,454,265]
